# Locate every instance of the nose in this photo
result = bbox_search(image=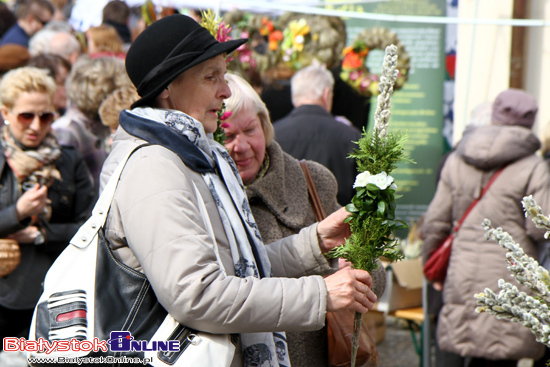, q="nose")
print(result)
[231,134,249,154]
[218,78,232,100]
[29,115,42,131]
